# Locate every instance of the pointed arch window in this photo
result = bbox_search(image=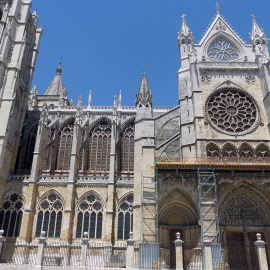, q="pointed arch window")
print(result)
[55,121,74,170]
[15,124,38,173]
[35,194,63,238]
[80,120,111,173]
[43,120,74,172]
[43,128,56,171]
[76,195,103,239]
[208,38,239,61]
[0,9,3,21]
[0,193,23,237]
[117,195,133,240]
[206,143,220,158]
[120,122,135,172]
